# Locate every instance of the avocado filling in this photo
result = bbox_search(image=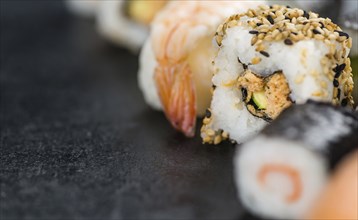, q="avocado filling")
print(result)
[238,70,292,121]
[125,0,167,25]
